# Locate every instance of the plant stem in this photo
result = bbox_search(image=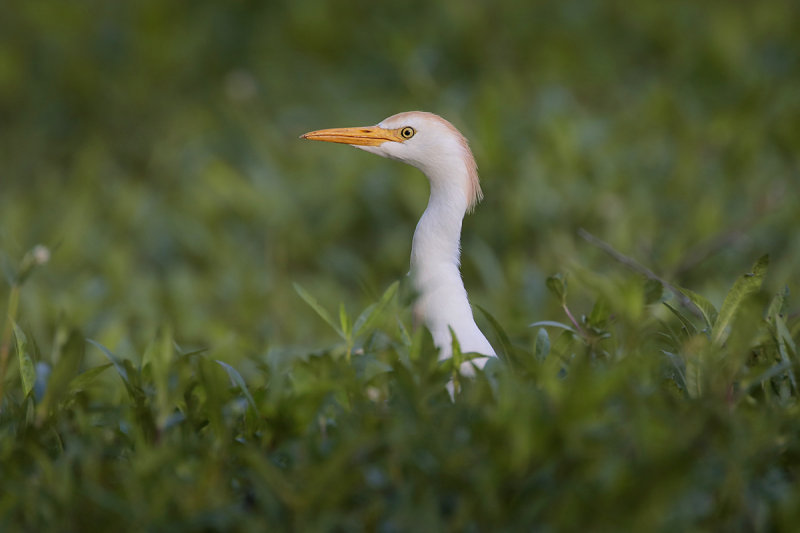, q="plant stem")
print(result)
[562,302,587,339]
